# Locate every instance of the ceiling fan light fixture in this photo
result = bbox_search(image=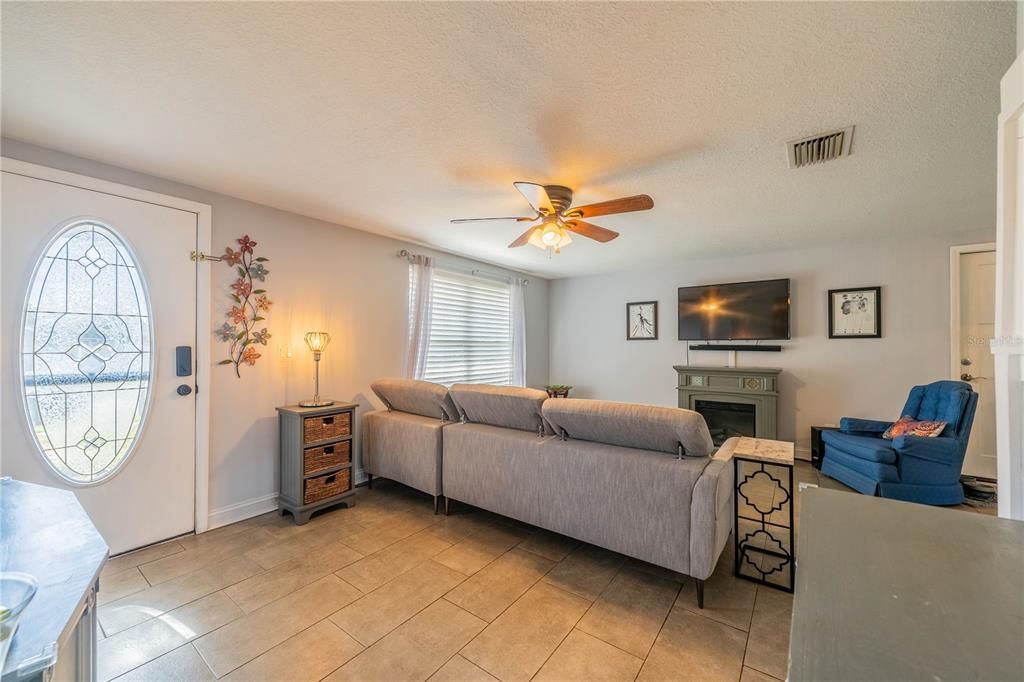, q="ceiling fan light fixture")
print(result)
[541,221,562,245]
[527,228,547,250]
